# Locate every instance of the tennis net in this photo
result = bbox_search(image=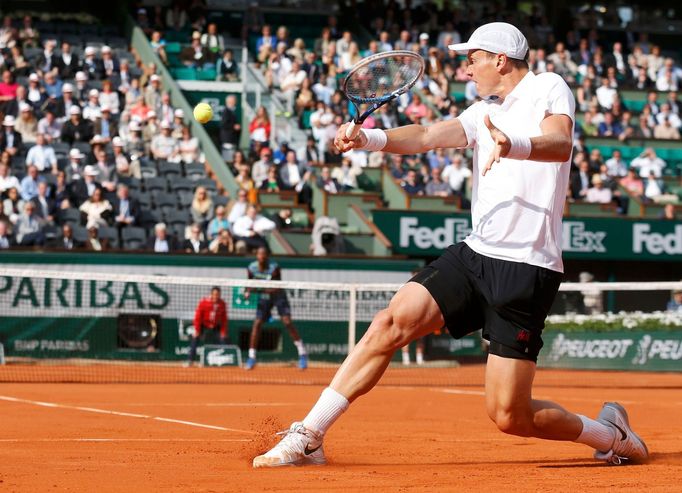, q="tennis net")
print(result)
[0,267,680,385]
